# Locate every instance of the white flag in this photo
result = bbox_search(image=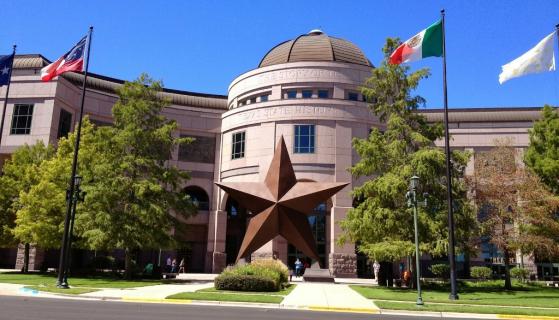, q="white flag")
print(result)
[499,32,556,84]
